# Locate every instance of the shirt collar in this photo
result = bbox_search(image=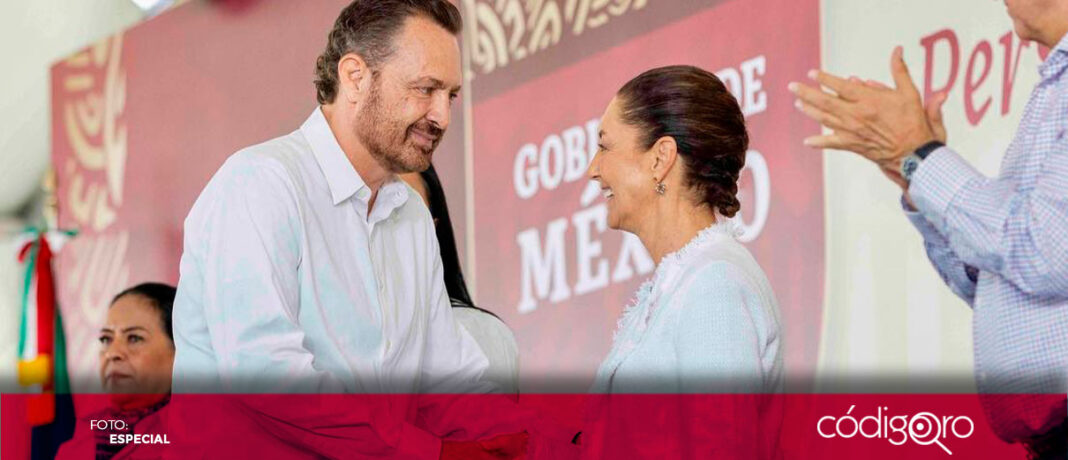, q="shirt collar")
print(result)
[1039,32,1068,81]
[300,107,368,205]
[378,178,413,214]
